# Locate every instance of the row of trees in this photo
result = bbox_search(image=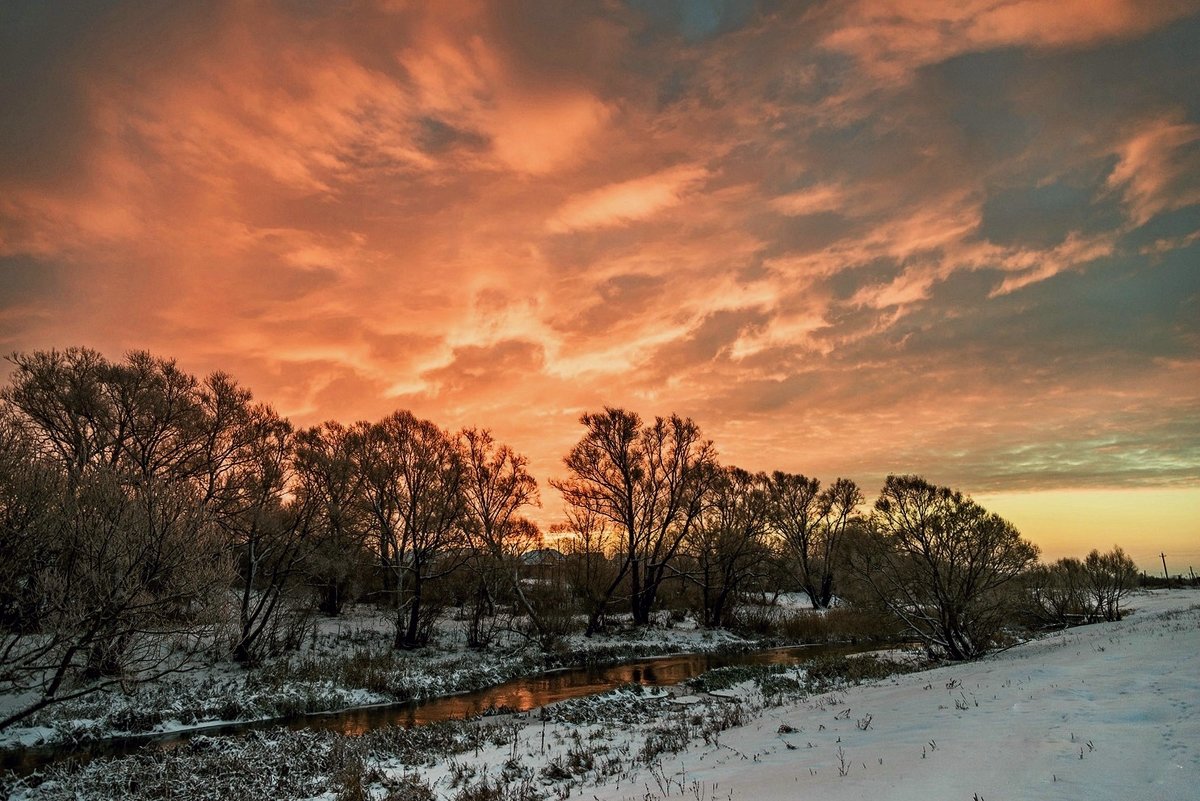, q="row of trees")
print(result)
[1025,548,1141,627]
[0,350,553,685]
[0,348,1141,730]
[551,409,865,633]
